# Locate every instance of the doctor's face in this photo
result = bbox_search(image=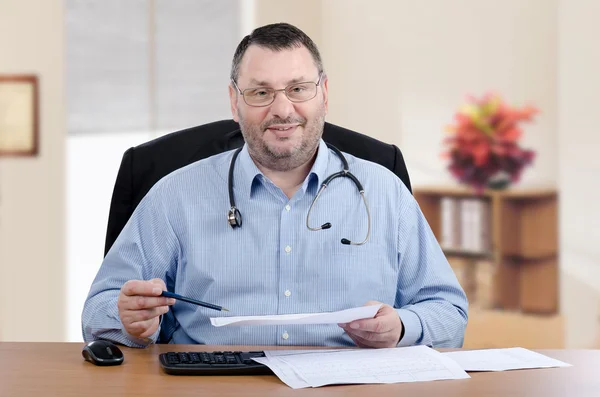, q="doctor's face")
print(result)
[229,45,328,172]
